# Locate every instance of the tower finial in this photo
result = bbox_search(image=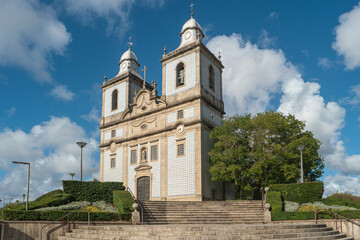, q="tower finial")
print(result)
[218,52,222,61]
[163,45,167,56]
[190,3,194,18]
[128,36,133,49]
